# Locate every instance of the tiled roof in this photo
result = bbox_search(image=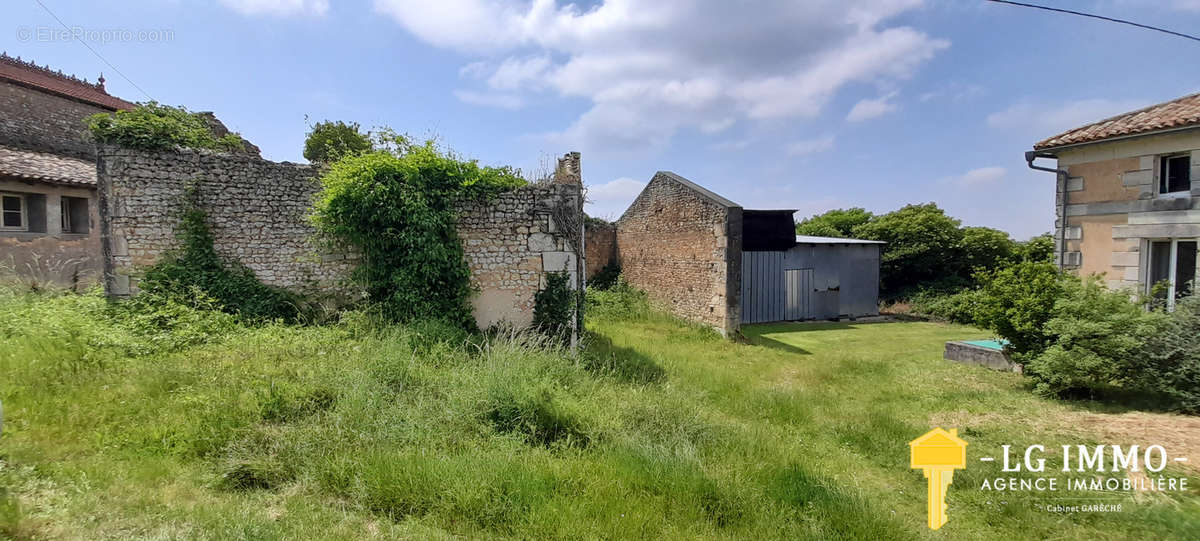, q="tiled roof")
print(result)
[0,145,96,186]
[1034,92,1200,150]
[0,53,135,111]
